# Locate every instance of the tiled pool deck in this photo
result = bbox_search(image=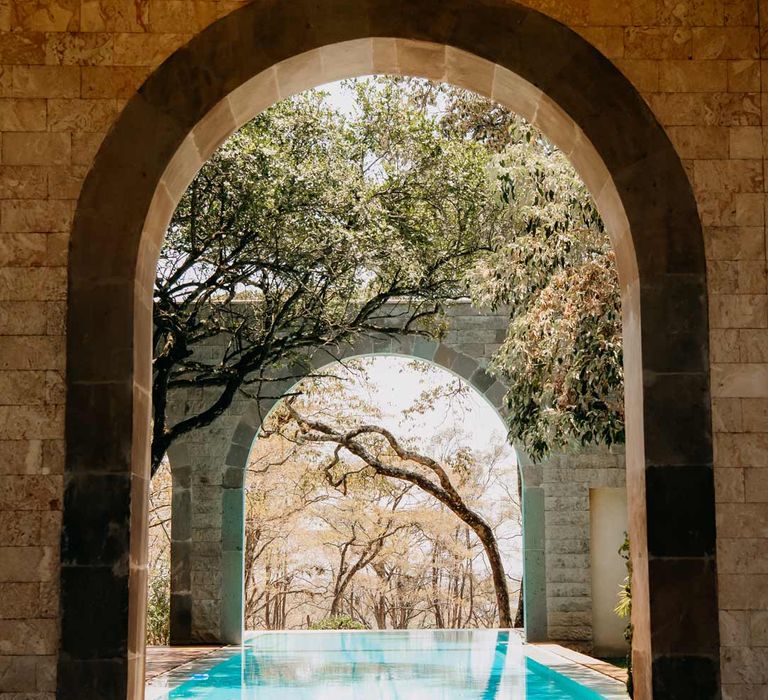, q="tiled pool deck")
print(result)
[146,645,238,699]
[145,645,224,680]
[145,631,629,699]
[530,644,629,685]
